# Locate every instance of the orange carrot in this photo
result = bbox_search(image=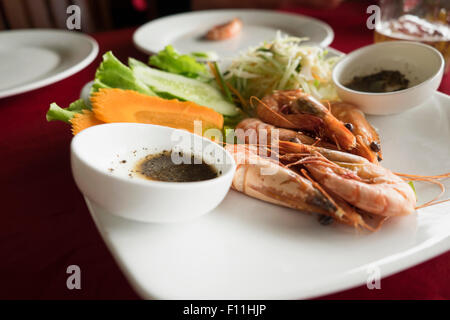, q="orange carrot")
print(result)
[71,110,104,135]
[91,88,223,133]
